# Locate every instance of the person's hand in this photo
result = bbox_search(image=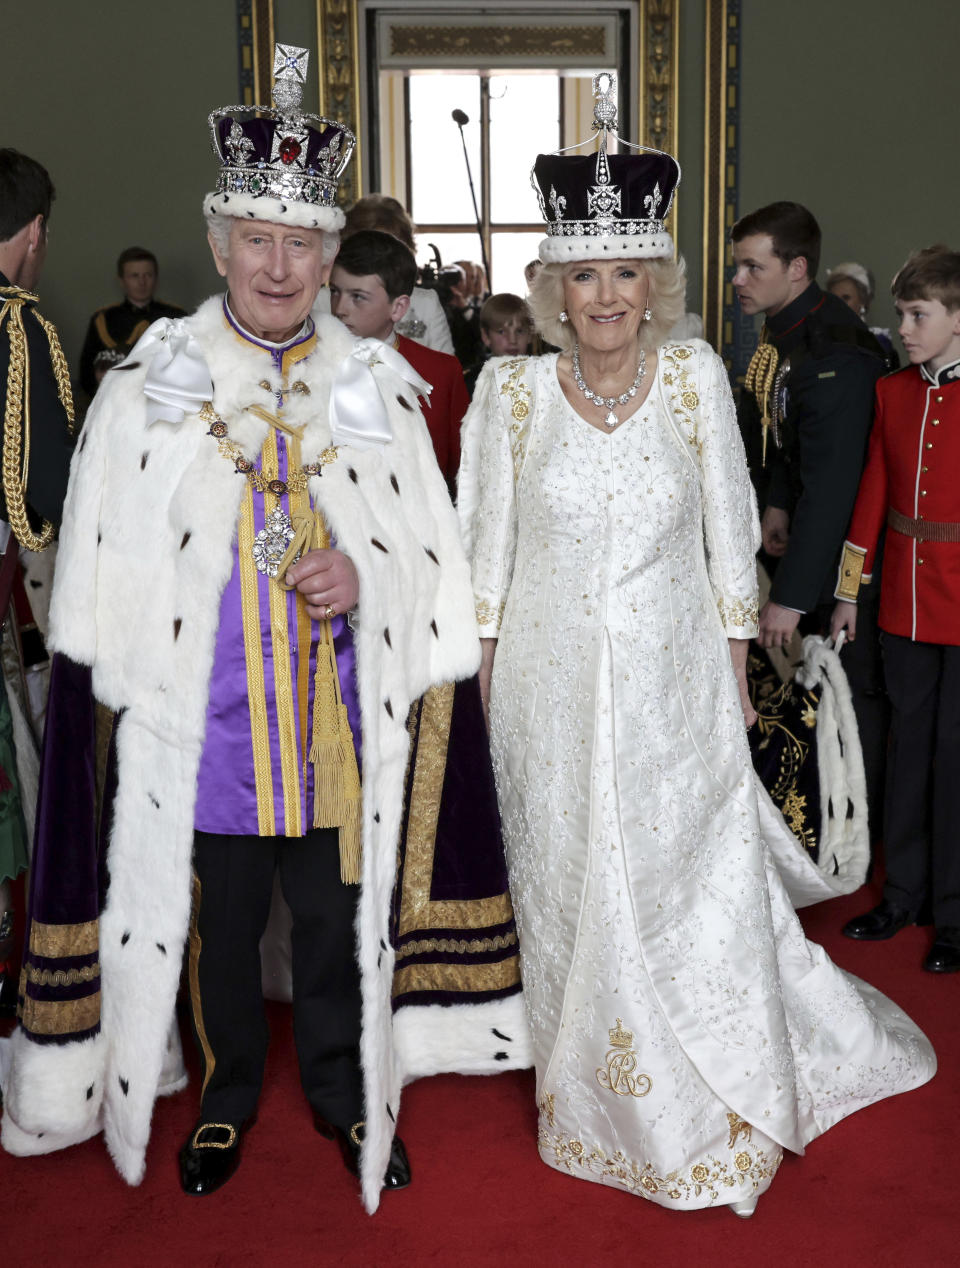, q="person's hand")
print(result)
[285,548,359,620]
[757,600,801,650]
[728,637,758,729]
[761,505,790,557]
[830,600,858,643]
